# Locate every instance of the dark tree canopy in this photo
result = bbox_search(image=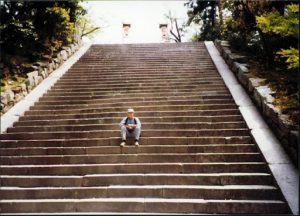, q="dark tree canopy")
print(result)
[1,1,86,62]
